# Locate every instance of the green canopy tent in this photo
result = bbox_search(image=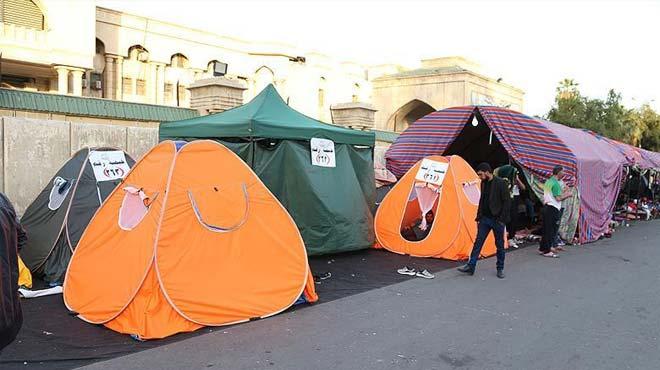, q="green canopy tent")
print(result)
[160,84,375,255]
